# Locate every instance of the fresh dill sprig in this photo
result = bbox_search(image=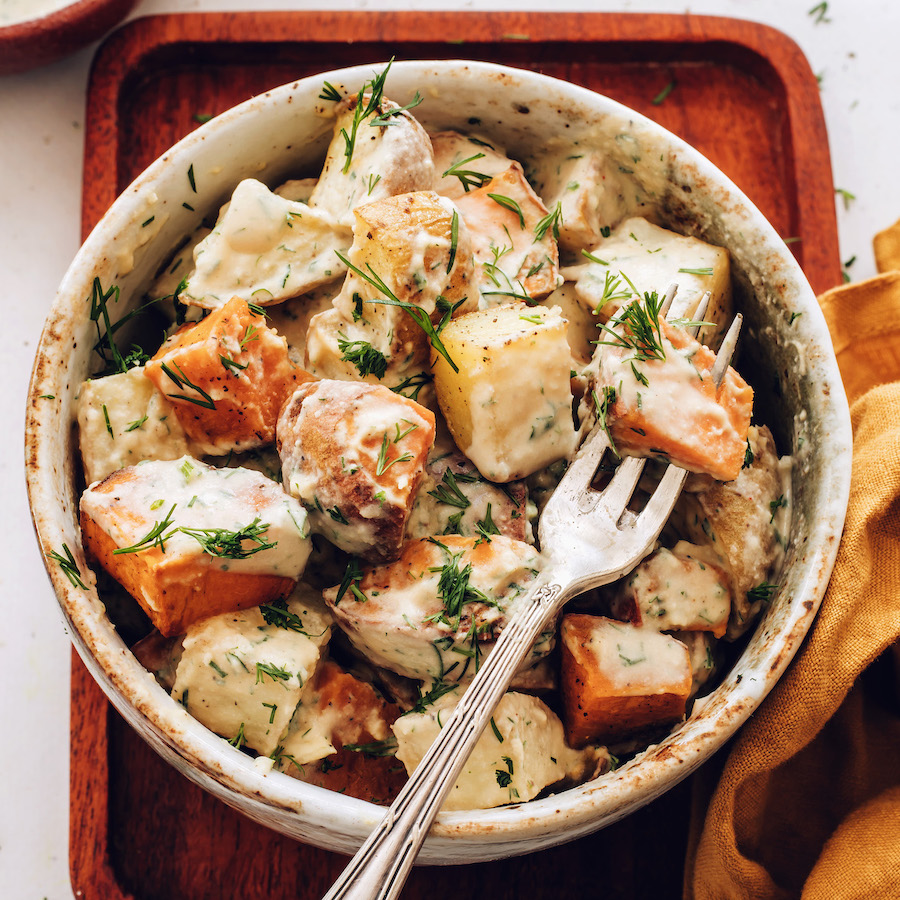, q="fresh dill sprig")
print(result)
[441,153,492,192]
[335,250,461,373]
[159,361,217,410]
[533,201,563,242]
[48,544,88,590]
[487,193,526,229]
[337,333,388,379]
[177,518,276,559]
[427,468,476,509]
